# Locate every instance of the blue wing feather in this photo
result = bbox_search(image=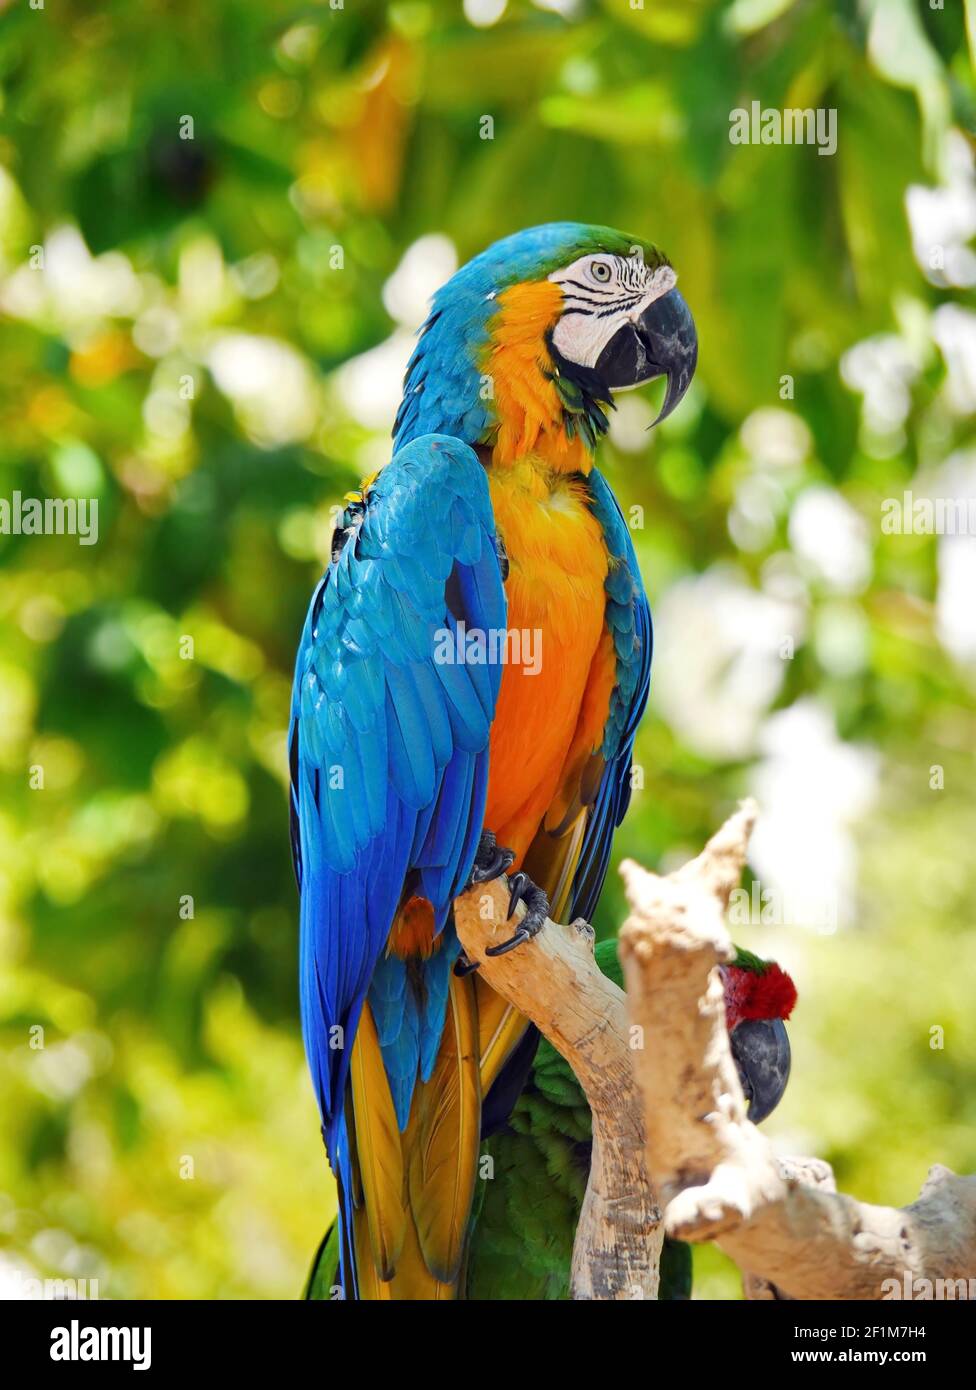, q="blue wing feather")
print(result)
[289,434,506,1167]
